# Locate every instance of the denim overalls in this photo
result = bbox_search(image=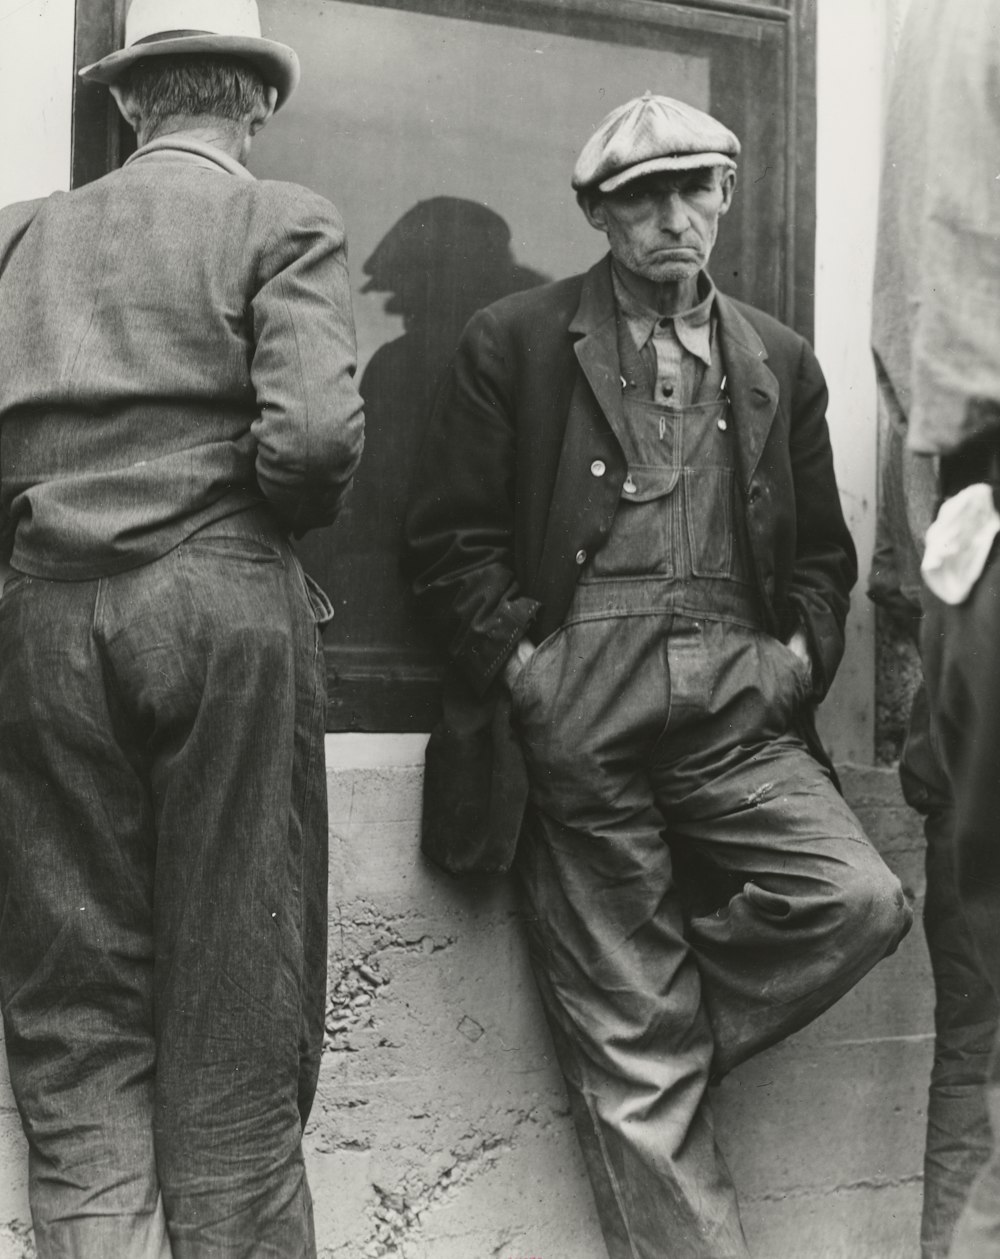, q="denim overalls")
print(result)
[510,306,910,1259]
